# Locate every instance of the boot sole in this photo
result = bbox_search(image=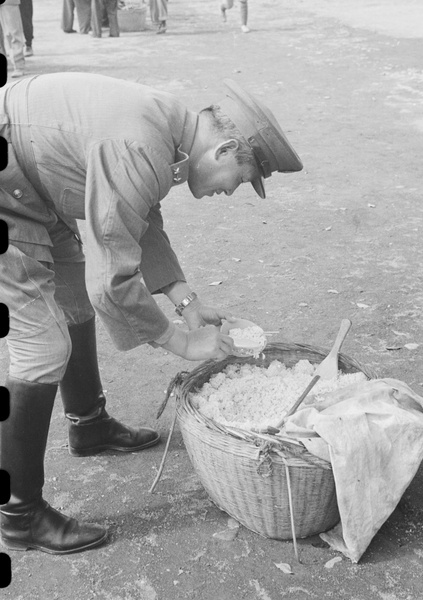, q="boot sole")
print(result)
[68,434,161,457]
[1,530,108,555]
